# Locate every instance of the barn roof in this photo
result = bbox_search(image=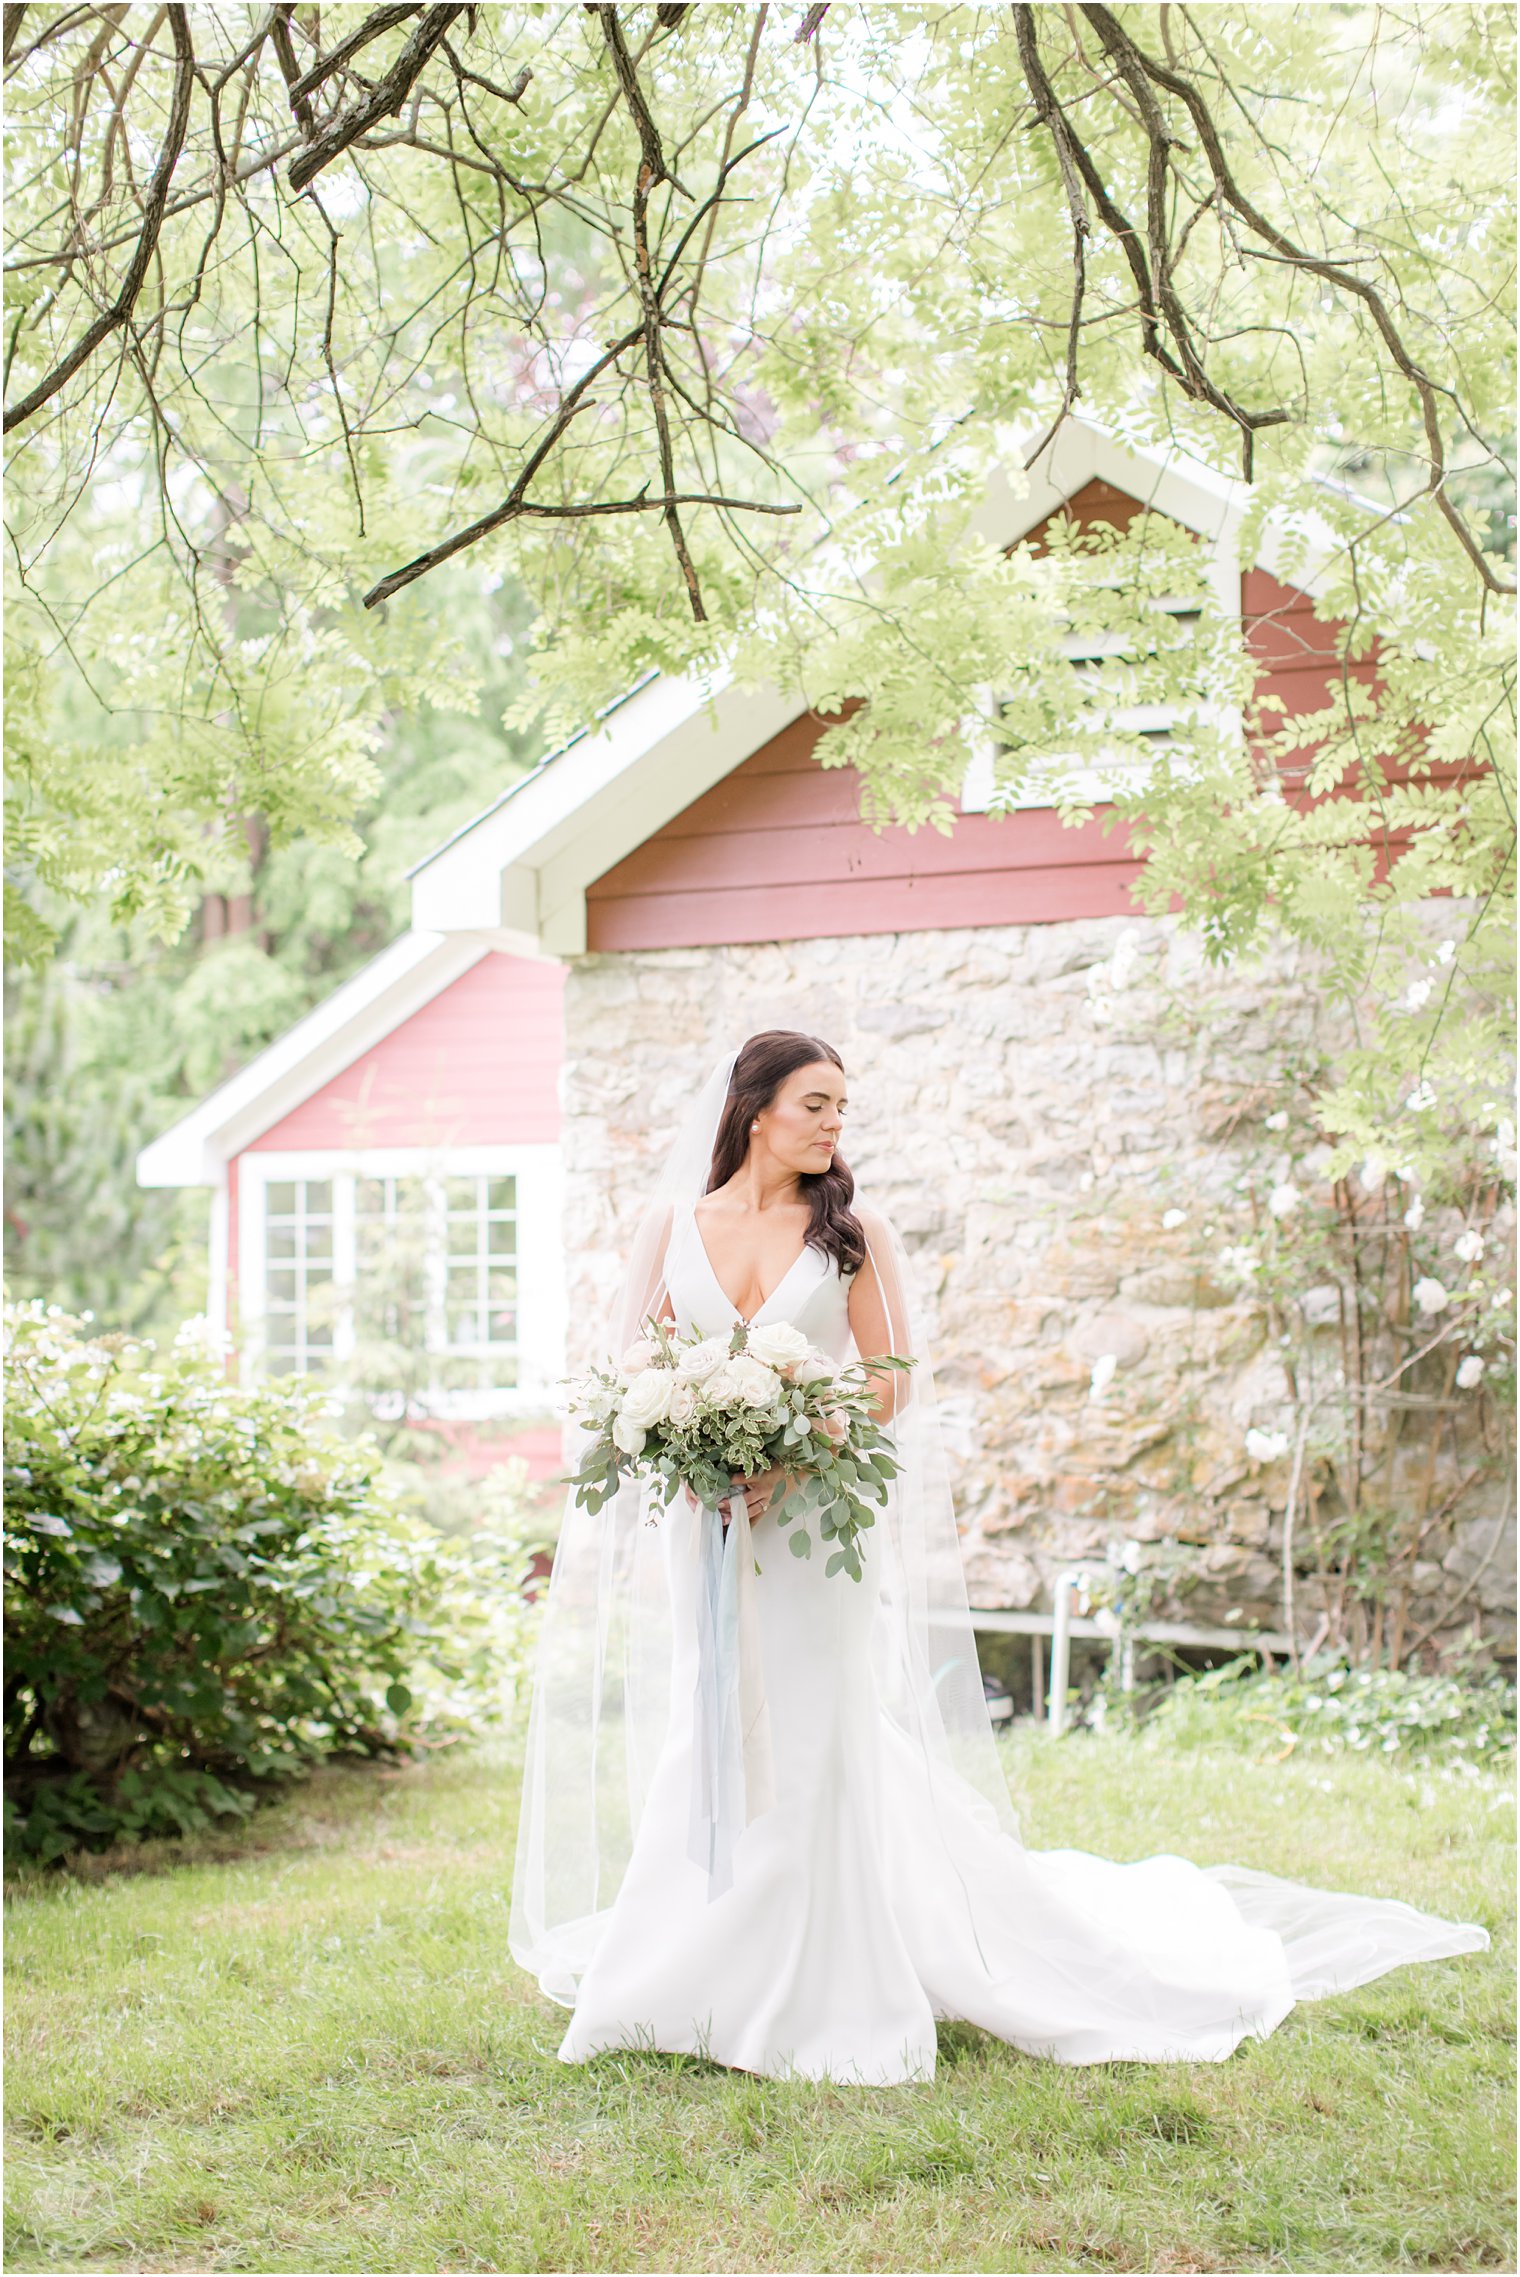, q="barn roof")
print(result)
[137,415,1345,1188]
[401,414,1329,958]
